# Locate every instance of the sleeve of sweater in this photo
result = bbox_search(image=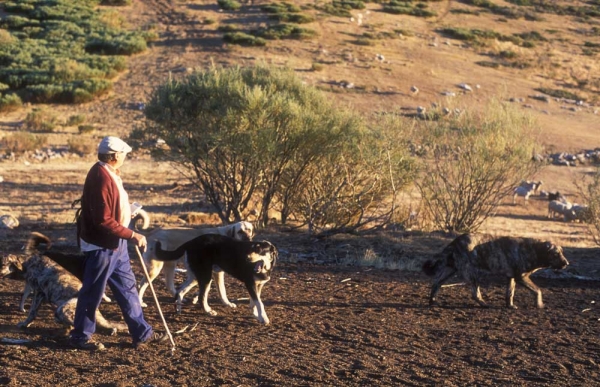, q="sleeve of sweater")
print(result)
[89,169,134,241]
